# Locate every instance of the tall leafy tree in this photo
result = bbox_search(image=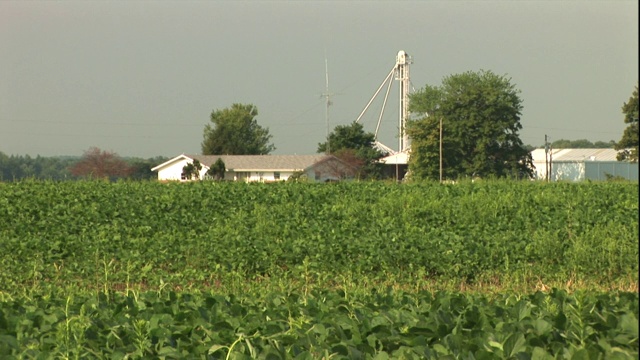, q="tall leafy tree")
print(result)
[407,70,533,180]
[317,122,384,179]
[202,104,275,155]
[615,84,638,162]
